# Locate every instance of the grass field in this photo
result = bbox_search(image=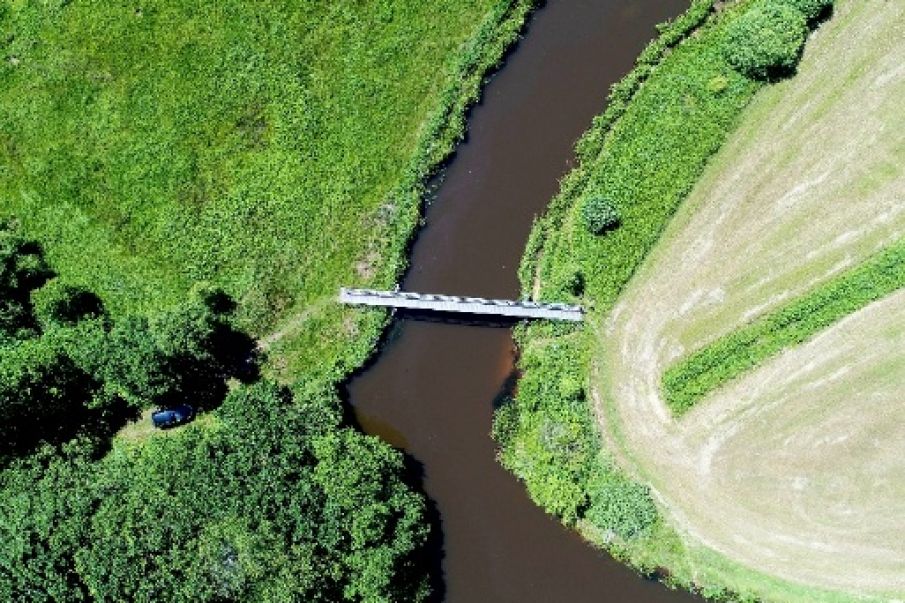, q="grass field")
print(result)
[0,0,532,385]
[600,0,905,597]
